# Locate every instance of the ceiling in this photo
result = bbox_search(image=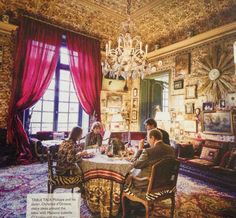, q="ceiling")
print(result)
[1,0,236,51]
